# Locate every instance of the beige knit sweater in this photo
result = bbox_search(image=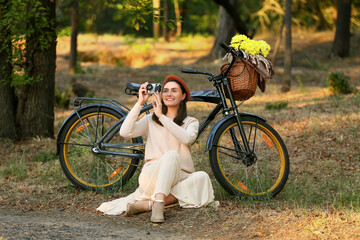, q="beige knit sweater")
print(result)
[120,102,199,173]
